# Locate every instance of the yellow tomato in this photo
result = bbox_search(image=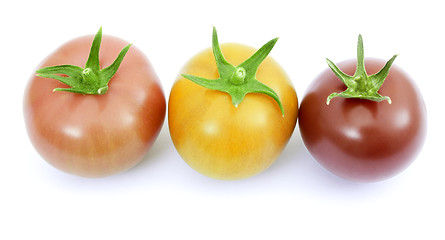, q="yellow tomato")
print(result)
[169,38,298,180]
